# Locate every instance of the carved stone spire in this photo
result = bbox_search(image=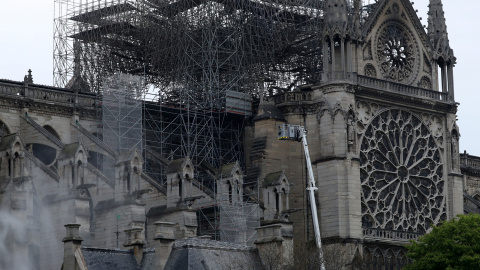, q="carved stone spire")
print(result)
[323,0,349,37]
[428,0,454,61]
